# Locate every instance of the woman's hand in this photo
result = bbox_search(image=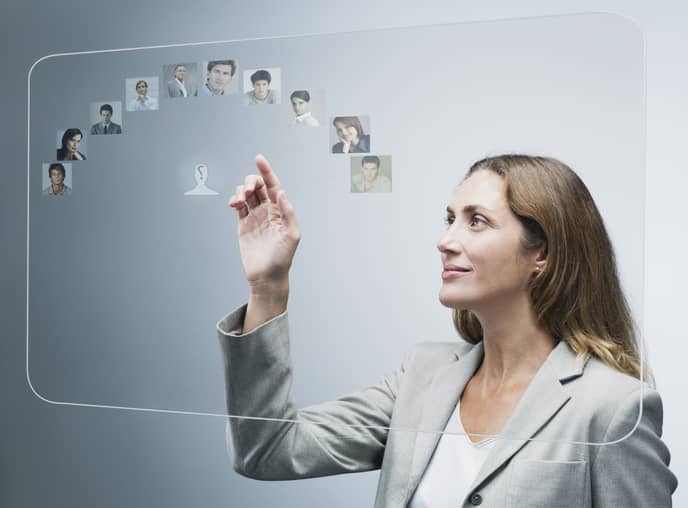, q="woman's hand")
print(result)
[228,155,300,330]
